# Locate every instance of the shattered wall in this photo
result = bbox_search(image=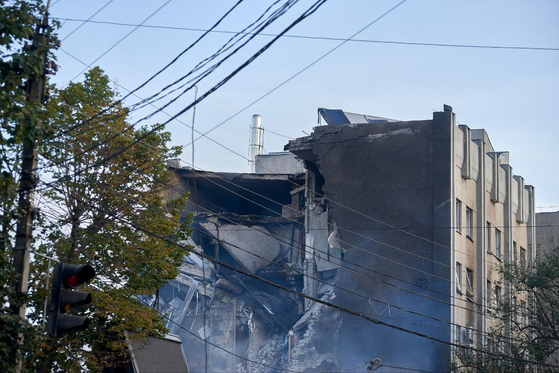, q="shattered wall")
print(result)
[163,111,455,373]
[159,168,308,373]
[287,112,454,372]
